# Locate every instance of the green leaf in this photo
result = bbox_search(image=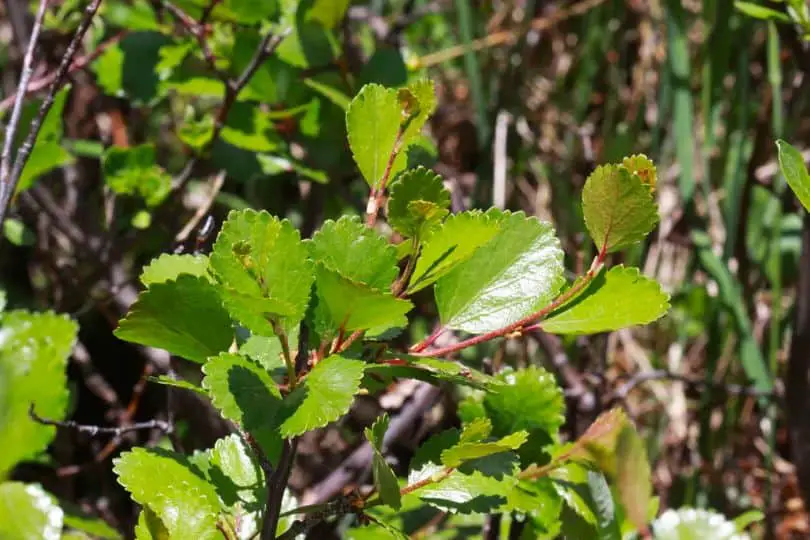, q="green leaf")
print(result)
[3,218,35,246]
[140,254,210,286]
[305,0,350,28]
[615,425,652,532]
[114,448,221,540]
[220,102,282,153]
[732,509,764,532]
[103,144,171,206]
[414,470,511,514]
[115,275,233,363]
[311,265,413,337]
[365,415,401,509]
[202,354,283,463]
[221,0,277,24]
[651,508,748,540]
[0,311,77,476]
[210,209,314,334]
[308,215,398,289]
[582,163,659,253]
[346,84,404,188]
[435,211,564,333]
[134,507,168,540]
[14,88,73,192]
[407,209,502,293]
[92,32,172,104]
[386,166,450,238]
[209,434,265,508]
[441,429,528,467]
[0,482,63,540]
[776,139,810,211]
[460,366,564,466]
[735,1,791,22]
[541,266,669,334]
[279,354,365,437]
